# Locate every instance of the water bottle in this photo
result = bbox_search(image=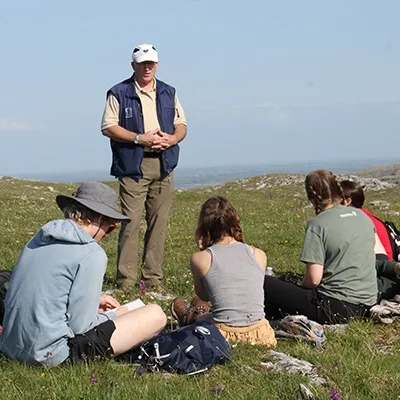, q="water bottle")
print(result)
[265,267,275,277]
